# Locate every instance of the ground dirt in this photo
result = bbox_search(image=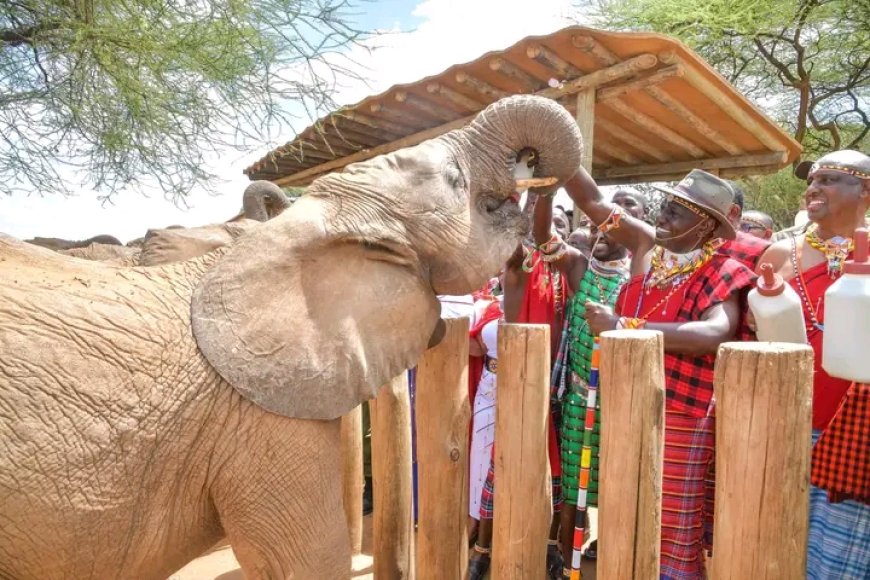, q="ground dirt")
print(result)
[170,514,598,579]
